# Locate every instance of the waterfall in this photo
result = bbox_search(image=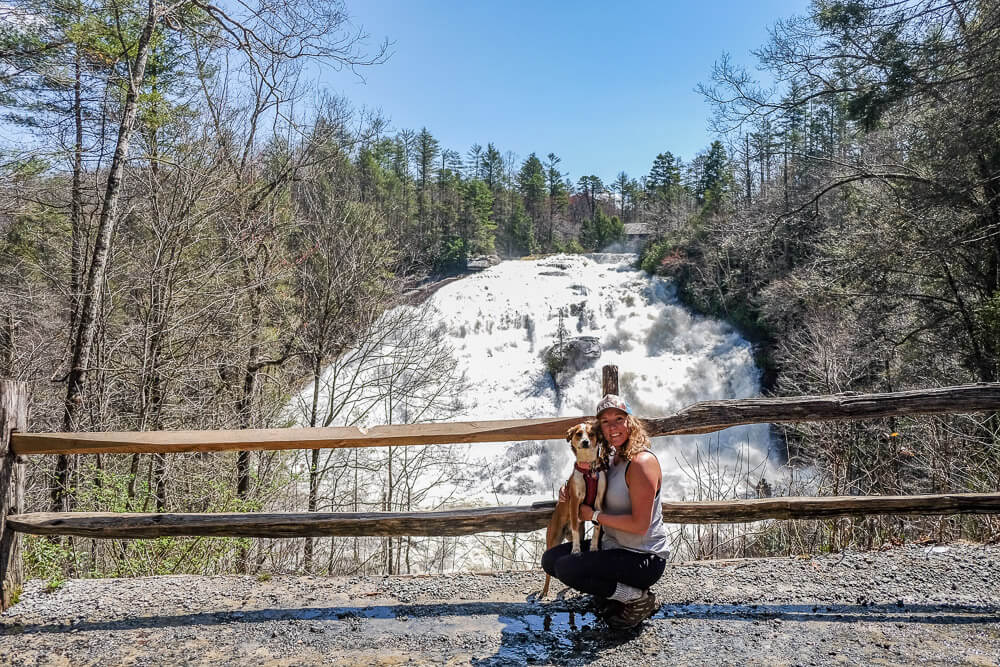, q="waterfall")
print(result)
[298,253,773,510]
